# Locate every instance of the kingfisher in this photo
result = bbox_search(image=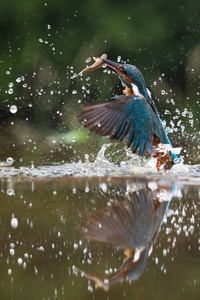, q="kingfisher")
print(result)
[76,56,178,170]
